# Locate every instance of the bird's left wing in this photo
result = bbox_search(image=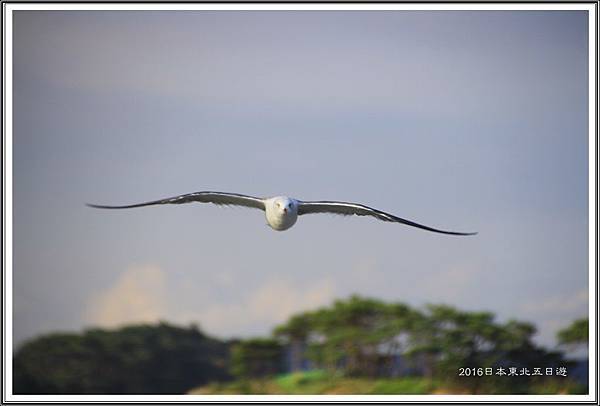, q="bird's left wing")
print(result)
[297,200,476,236]
[87,191,266,211]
